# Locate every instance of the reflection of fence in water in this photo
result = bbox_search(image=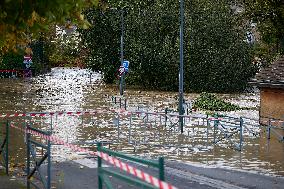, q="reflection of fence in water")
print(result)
[3,110,283,162]
[114,112,283,152]
[115,113,214,150]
